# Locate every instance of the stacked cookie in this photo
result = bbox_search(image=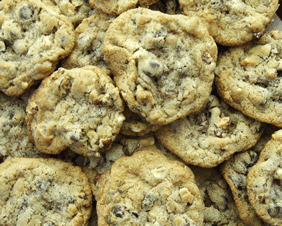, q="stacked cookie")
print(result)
[0,0,281,225]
